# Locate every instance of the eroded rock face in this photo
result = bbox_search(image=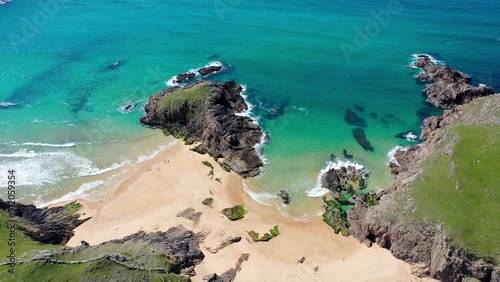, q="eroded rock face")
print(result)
[413,55,495,109]
[107,225,204,276]
[0,199,89,245]
[141,81,264,177]
[347,90,499,281]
